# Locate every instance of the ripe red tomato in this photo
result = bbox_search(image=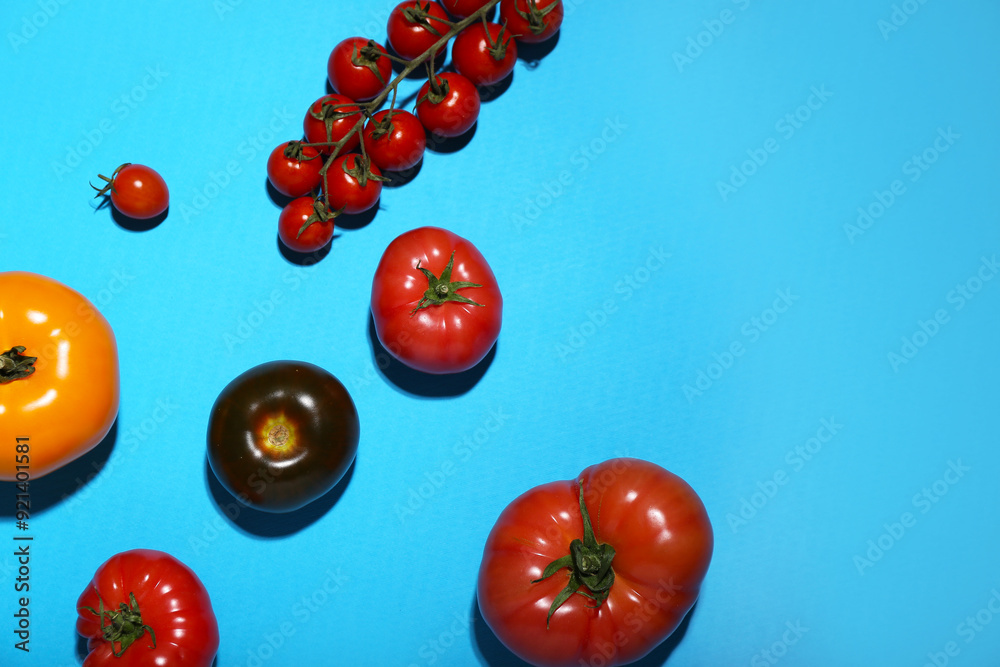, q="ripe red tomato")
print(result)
[325,154,385,215]
[478,458,714,667]
[416,73,481,137]
[207,361,359,513]
[452,21,518,86]
[92,163,168,219]
[328,37,392,102]
[267,141,323,198]
[362,109,427,171]
[500,0,563,43]
[387,0,451,60]
[443,0,492,18]
[278,197,336,253]
[77,549,219,667]
[371,226,502,374]
[303,94,362,155]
